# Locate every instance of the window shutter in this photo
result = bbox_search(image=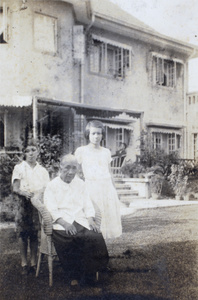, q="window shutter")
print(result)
[101,43,106,73]
[90,45,100,73]
[173,61,177,87]
[147,52,153,85]
[73,25,85,63]
[2,2,8,42]
[156,57,160,84]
